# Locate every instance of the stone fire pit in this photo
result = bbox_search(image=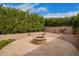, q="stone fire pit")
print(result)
[32,36,47,44]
